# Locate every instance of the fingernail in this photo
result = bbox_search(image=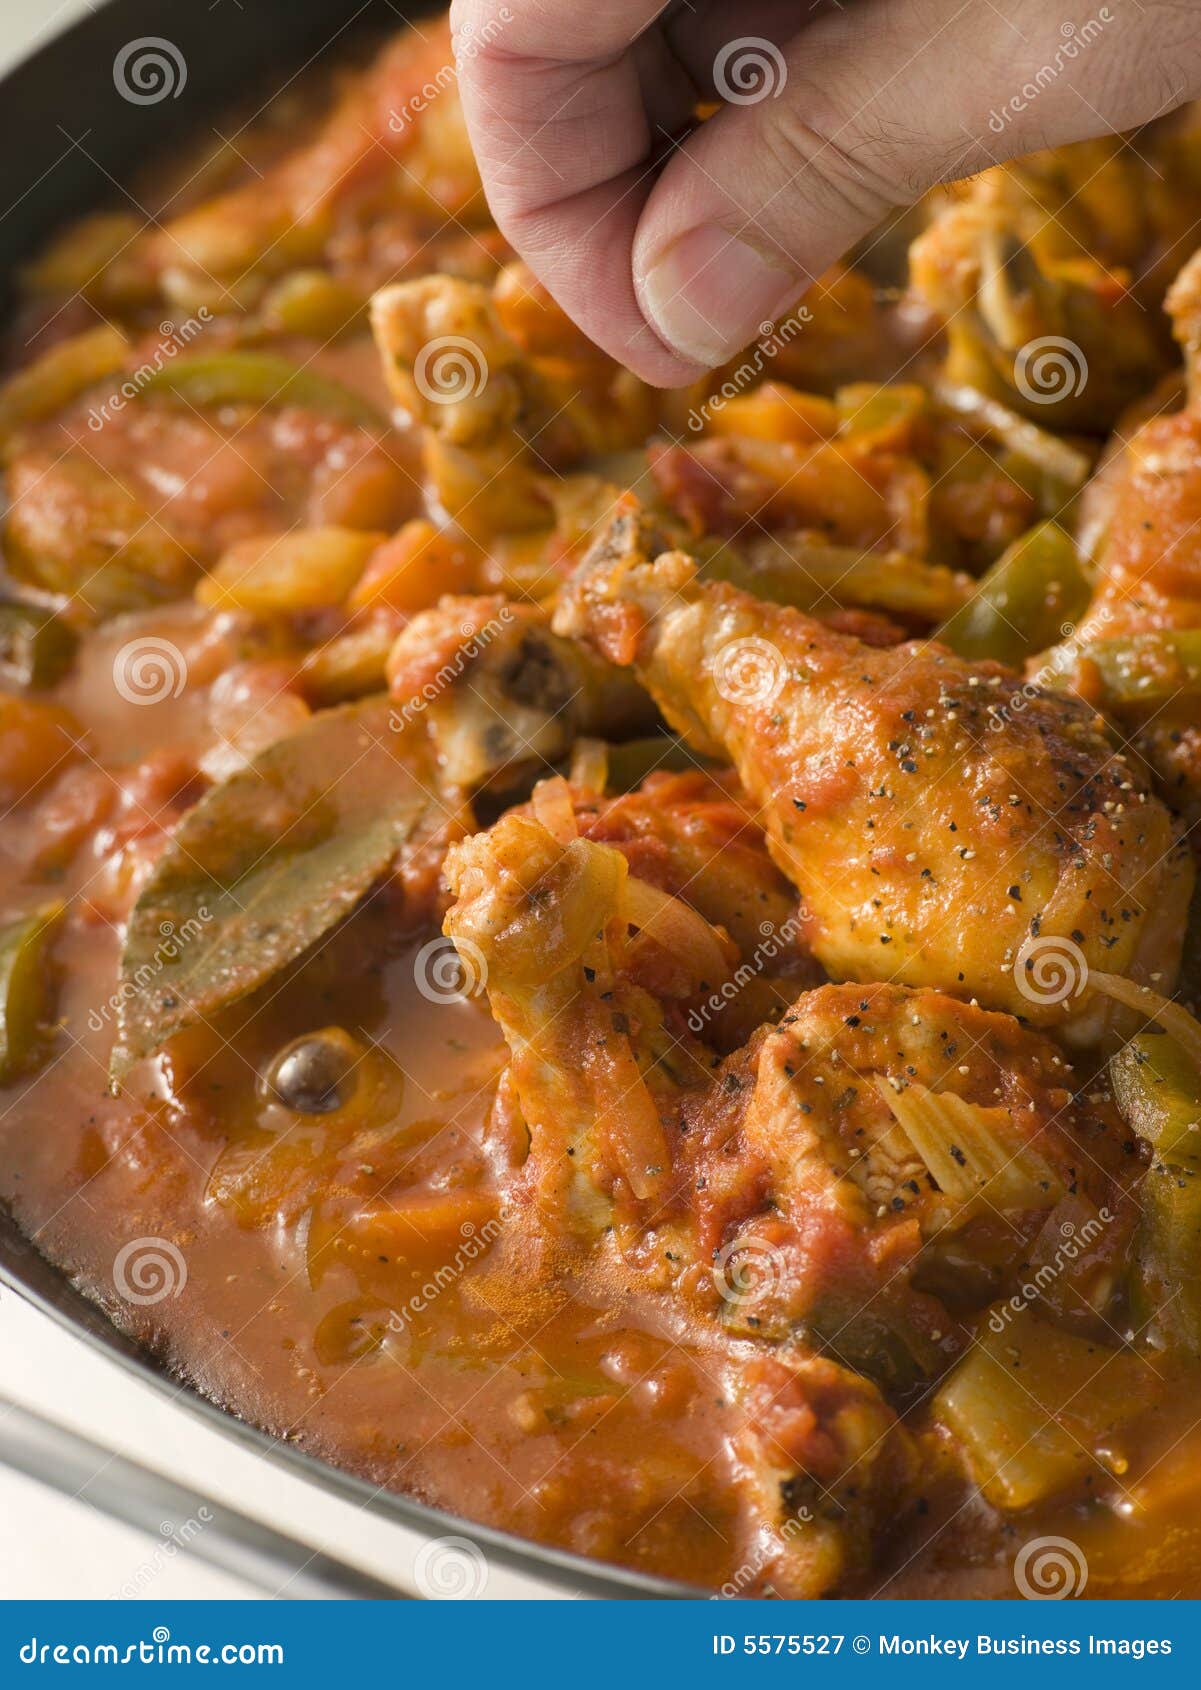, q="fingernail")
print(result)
[638,225,800,368]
